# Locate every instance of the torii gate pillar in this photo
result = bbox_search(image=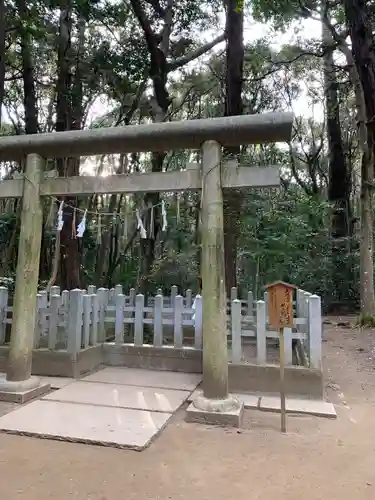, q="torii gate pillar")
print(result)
[185,141,244,426]
[185,140,280,427]
[0,154,50,402]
